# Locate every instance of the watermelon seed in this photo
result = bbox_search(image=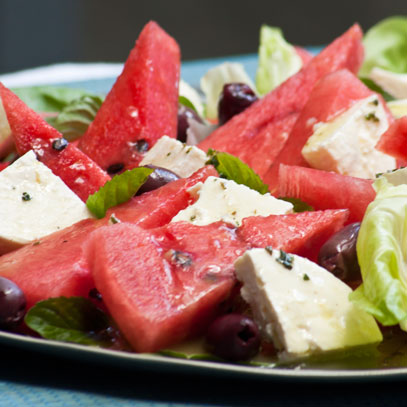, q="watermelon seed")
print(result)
[165,249,193,268]
[52,138,69,151]
[133,139,149,153]
[107,163,124,175]
[89,288,103,302]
